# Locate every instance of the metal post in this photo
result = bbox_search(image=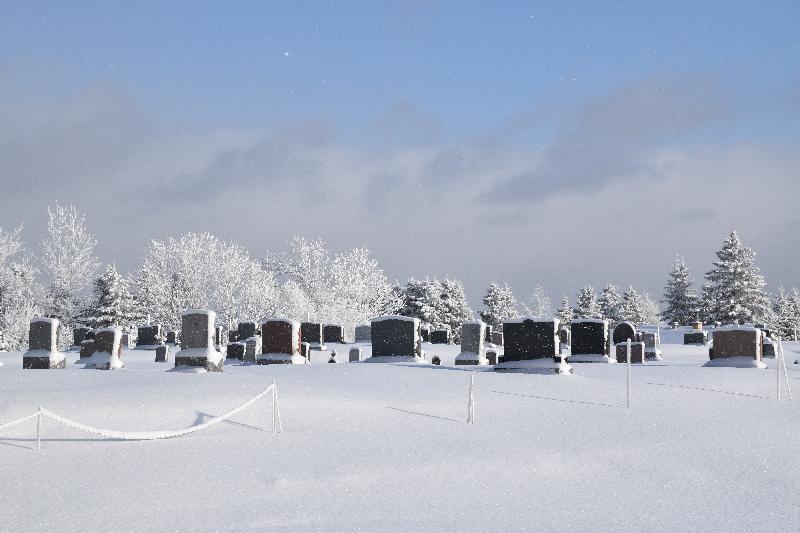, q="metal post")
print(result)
[467,374,475,424]
[626,338,631,409]
[36,408,42,451]
[777,337,781,400]
[779,340,794,401]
